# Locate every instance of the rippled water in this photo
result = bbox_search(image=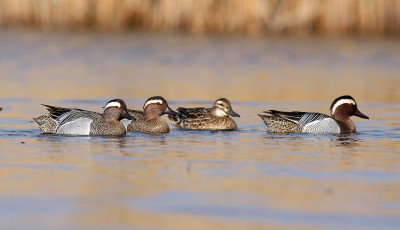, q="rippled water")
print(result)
[0,30,400,229]
[1,98,399,229]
